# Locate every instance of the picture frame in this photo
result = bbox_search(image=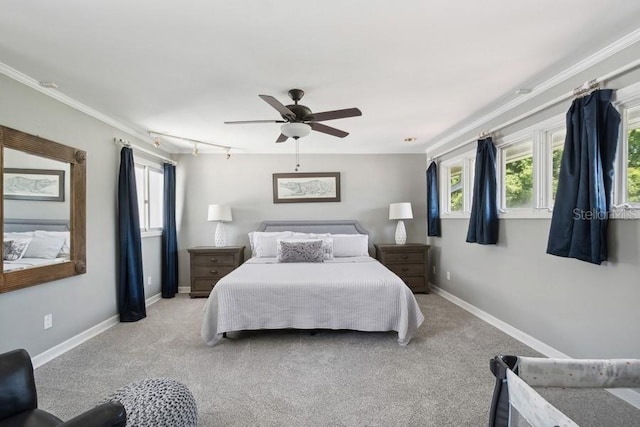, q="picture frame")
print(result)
[3,168,65,202]
[273,172,341,203]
